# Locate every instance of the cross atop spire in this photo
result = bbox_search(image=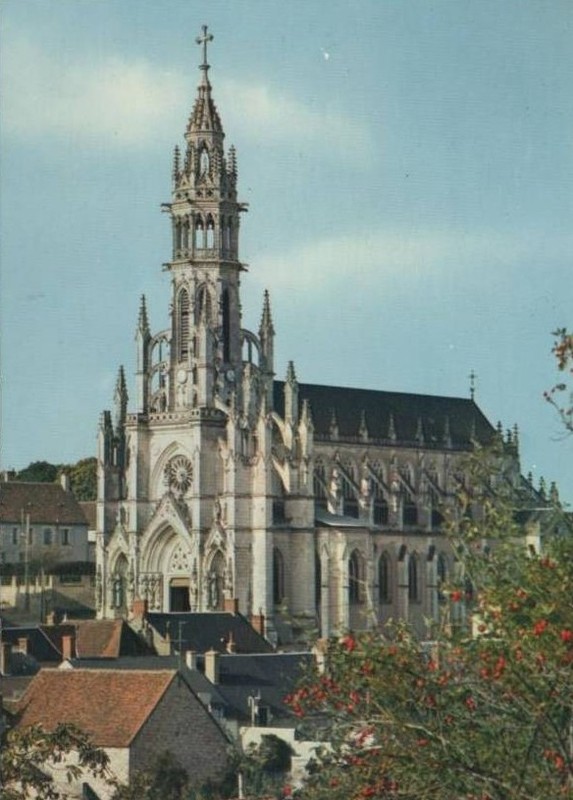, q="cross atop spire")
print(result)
[469,369,476,401]
[196,25,213,70]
